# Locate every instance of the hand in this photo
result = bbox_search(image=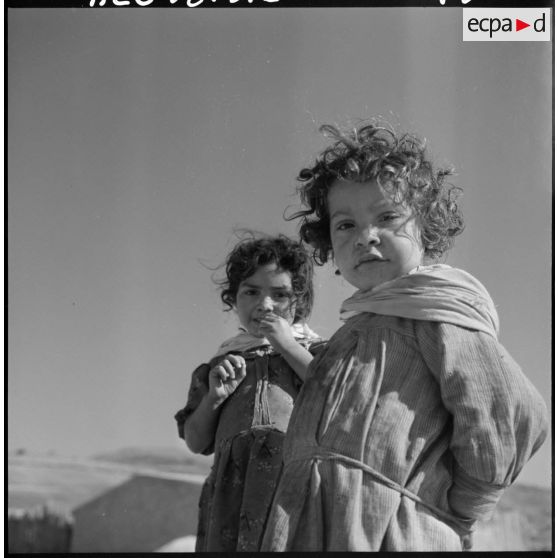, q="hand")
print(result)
[207,354,247,404]
[258,313,297,353]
